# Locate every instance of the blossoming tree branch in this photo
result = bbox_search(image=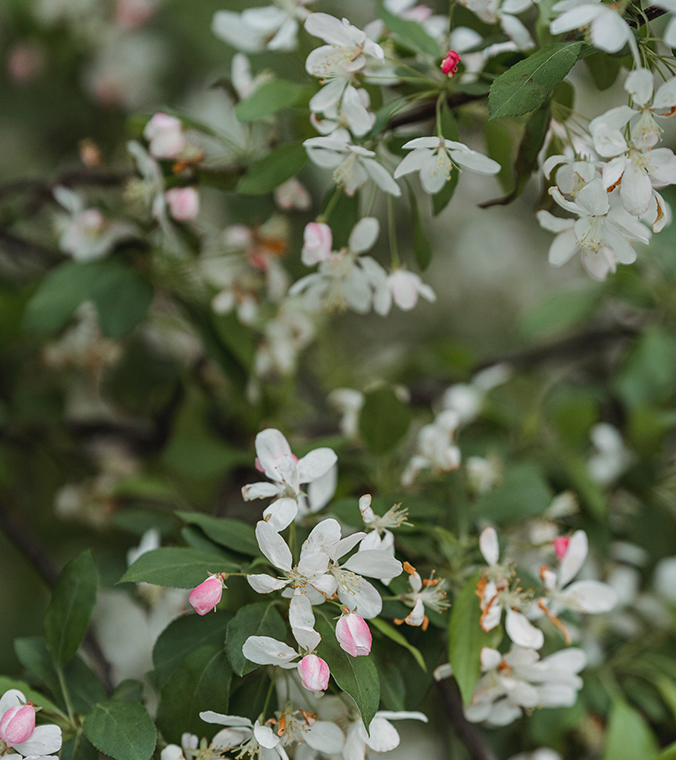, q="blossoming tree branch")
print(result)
[2,1,676,760]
